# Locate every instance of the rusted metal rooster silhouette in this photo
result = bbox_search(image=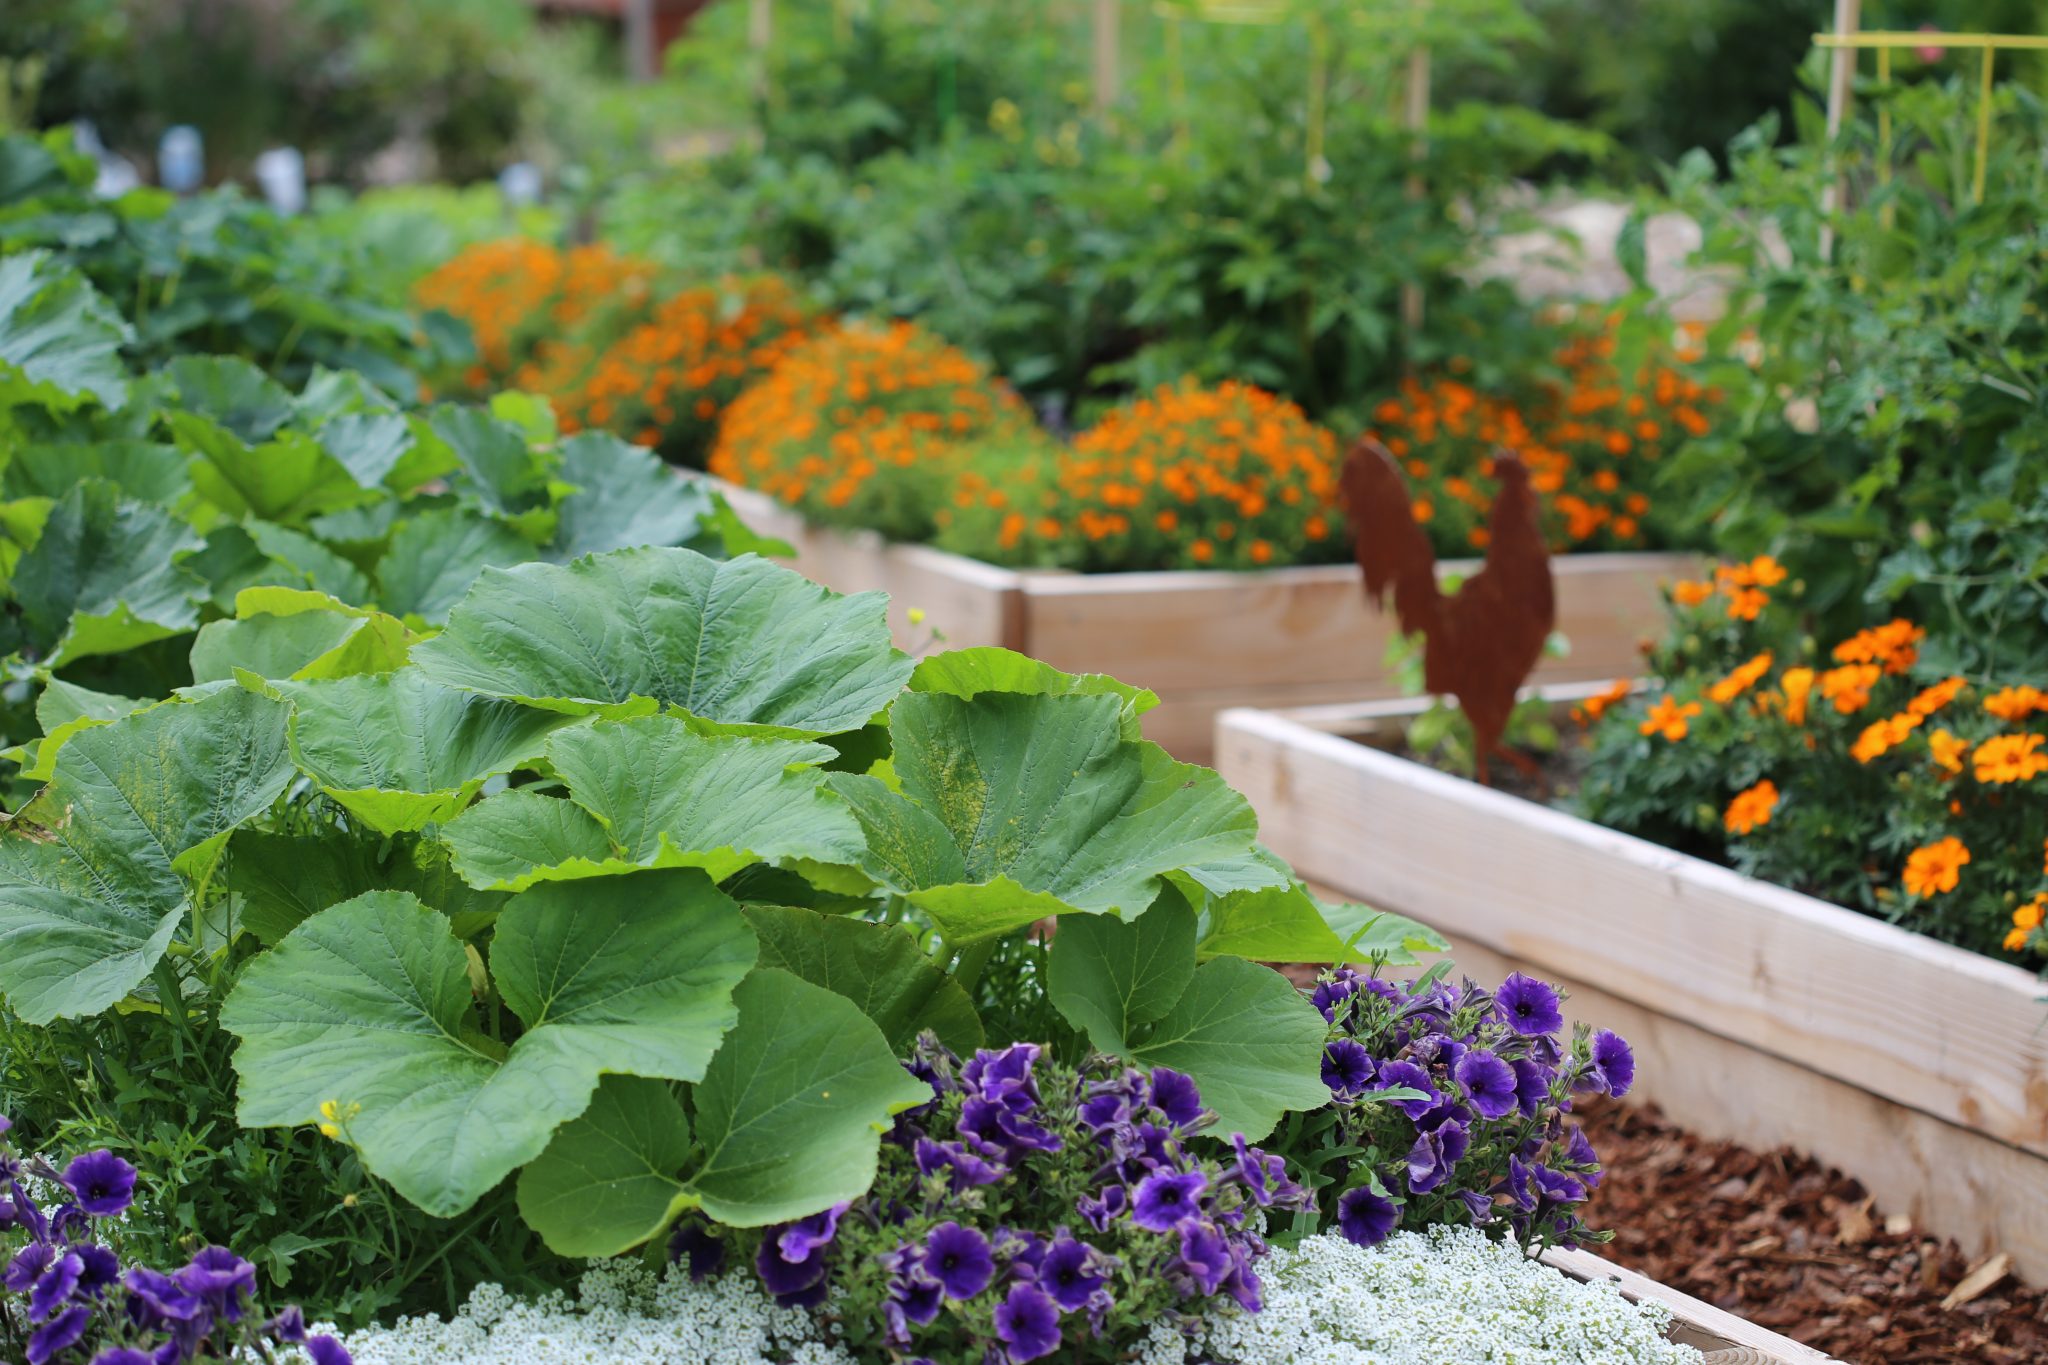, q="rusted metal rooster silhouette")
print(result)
[1340,437,1556,785]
